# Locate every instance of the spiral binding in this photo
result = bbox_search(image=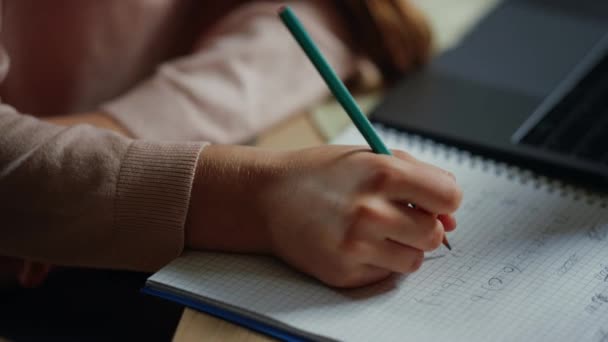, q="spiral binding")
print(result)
[375,124,608,209]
